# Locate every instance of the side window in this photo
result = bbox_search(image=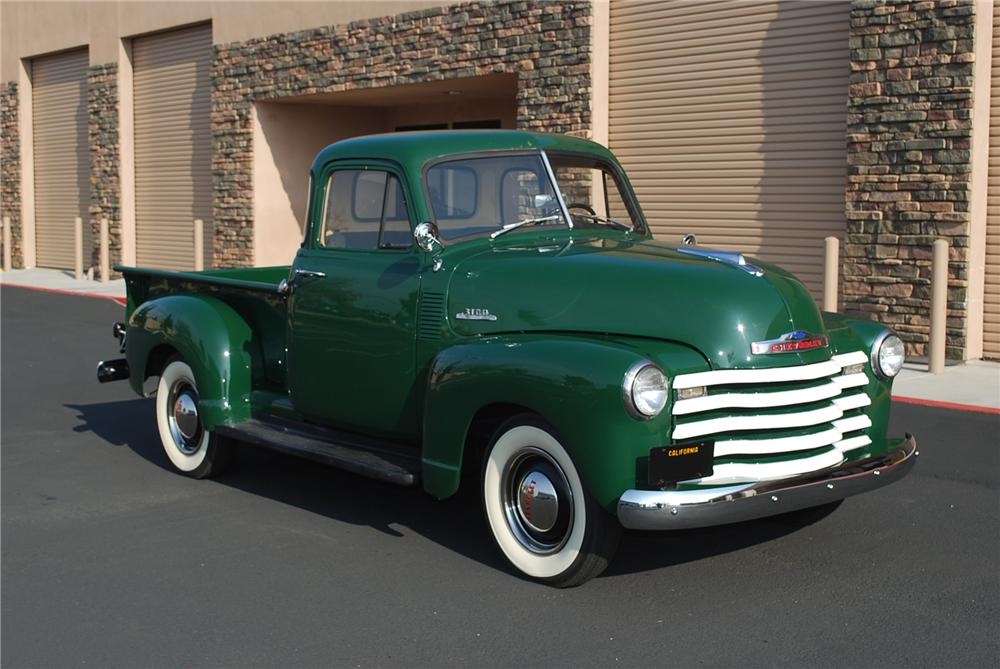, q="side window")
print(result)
[322,170,411,250]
